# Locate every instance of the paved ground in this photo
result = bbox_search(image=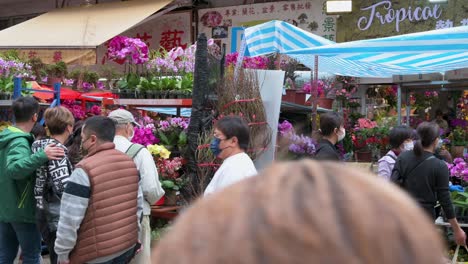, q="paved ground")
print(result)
[14,255,51,264]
